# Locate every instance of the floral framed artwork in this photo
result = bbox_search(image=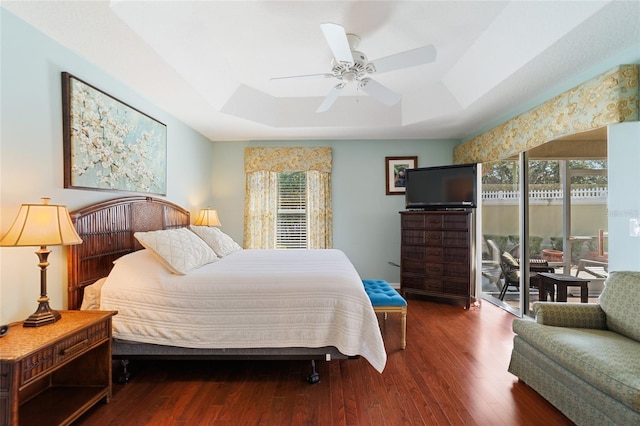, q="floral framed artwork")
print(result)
[62,72,167,195]
[385,156,418,195]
